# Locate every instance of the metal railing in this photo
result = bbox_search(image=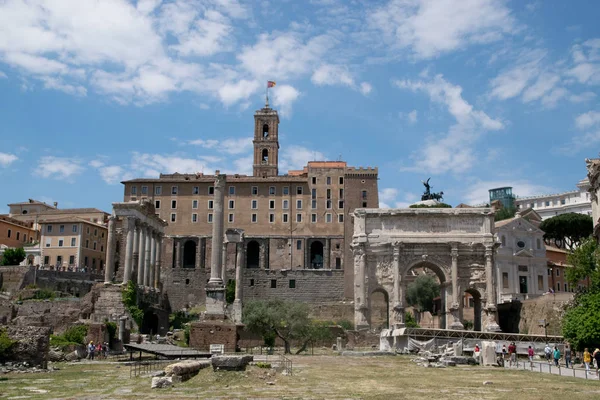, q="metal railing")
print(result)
[503,359,600,380]
[279,354,292,376]
[129,359,172,378]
